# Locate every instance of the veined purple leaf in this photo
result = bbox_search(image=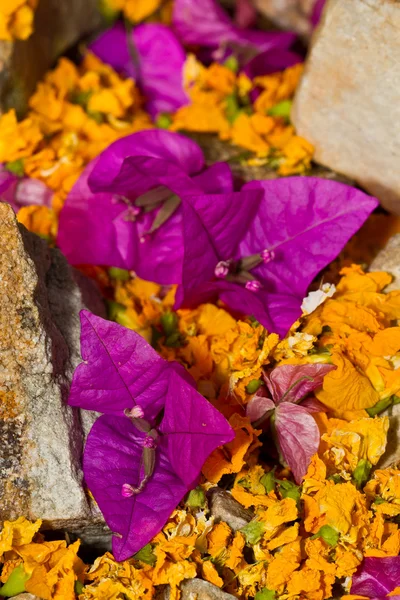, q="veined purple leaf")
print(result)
[68,311,169,424]
[177,177,377,336]
[351,557,400,597]
[243,48,302,80]
[246,394,275,423]
[301,397,328,413]
[83,414,188,561]
[274,402,320,483]
[90,23,188,118]
[172,0,296,57]
[160,369,234,488]
[175,189,262,306]
[241,178,378,299]
[88,129,204,195]
[311,0,326,27]
[265,363,336,405]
